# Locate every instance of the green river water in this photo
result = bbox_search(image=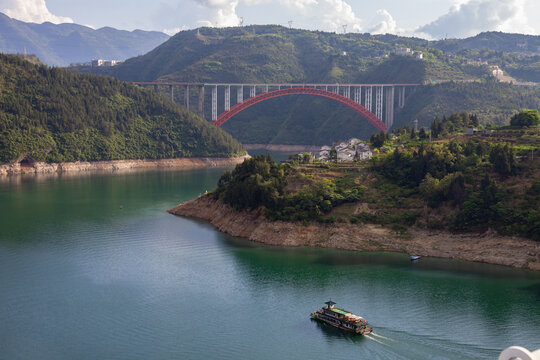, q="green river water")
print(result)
[0,158,539,359]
